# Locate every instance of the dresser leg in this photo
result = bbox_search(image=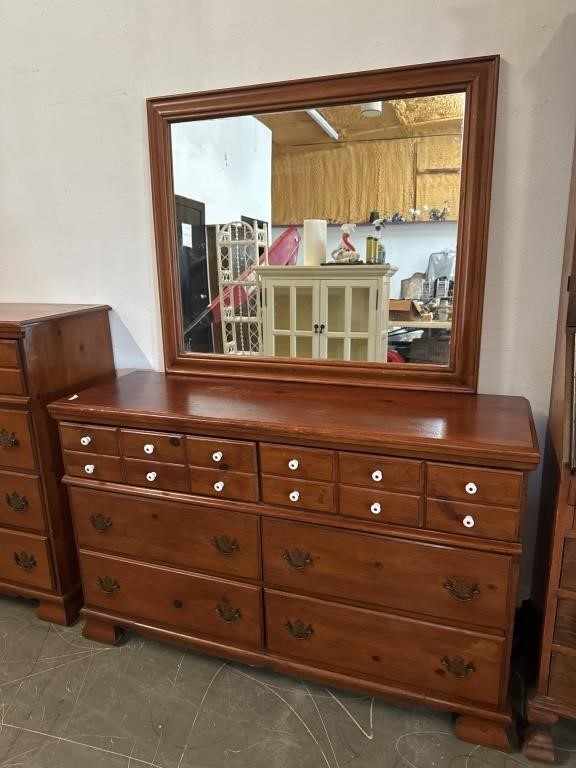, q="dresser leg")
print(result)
[455,714,511,751]
[37,593,83,626]
[522,700,557,763]
[82,618,122,645]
